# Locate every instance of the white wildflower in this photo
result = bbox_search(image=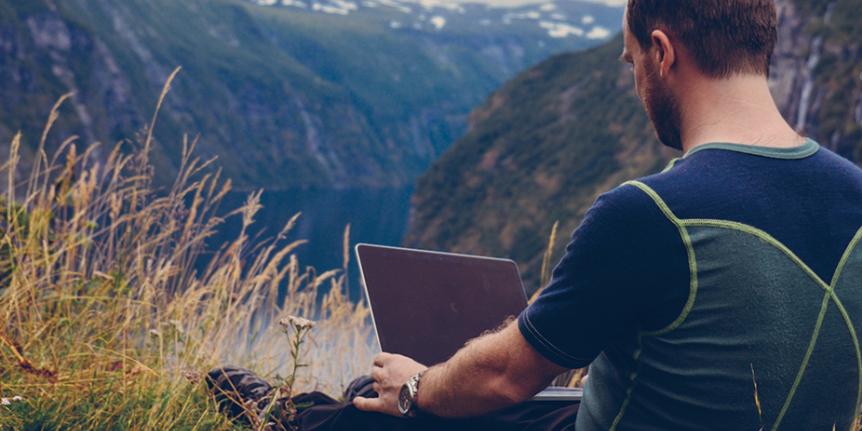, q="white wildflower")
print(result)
[278,315,315,331]
[1,396,23,406]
